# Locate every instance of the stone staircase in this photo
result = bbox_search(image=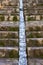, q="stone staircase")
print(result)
[0,0,43,65]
